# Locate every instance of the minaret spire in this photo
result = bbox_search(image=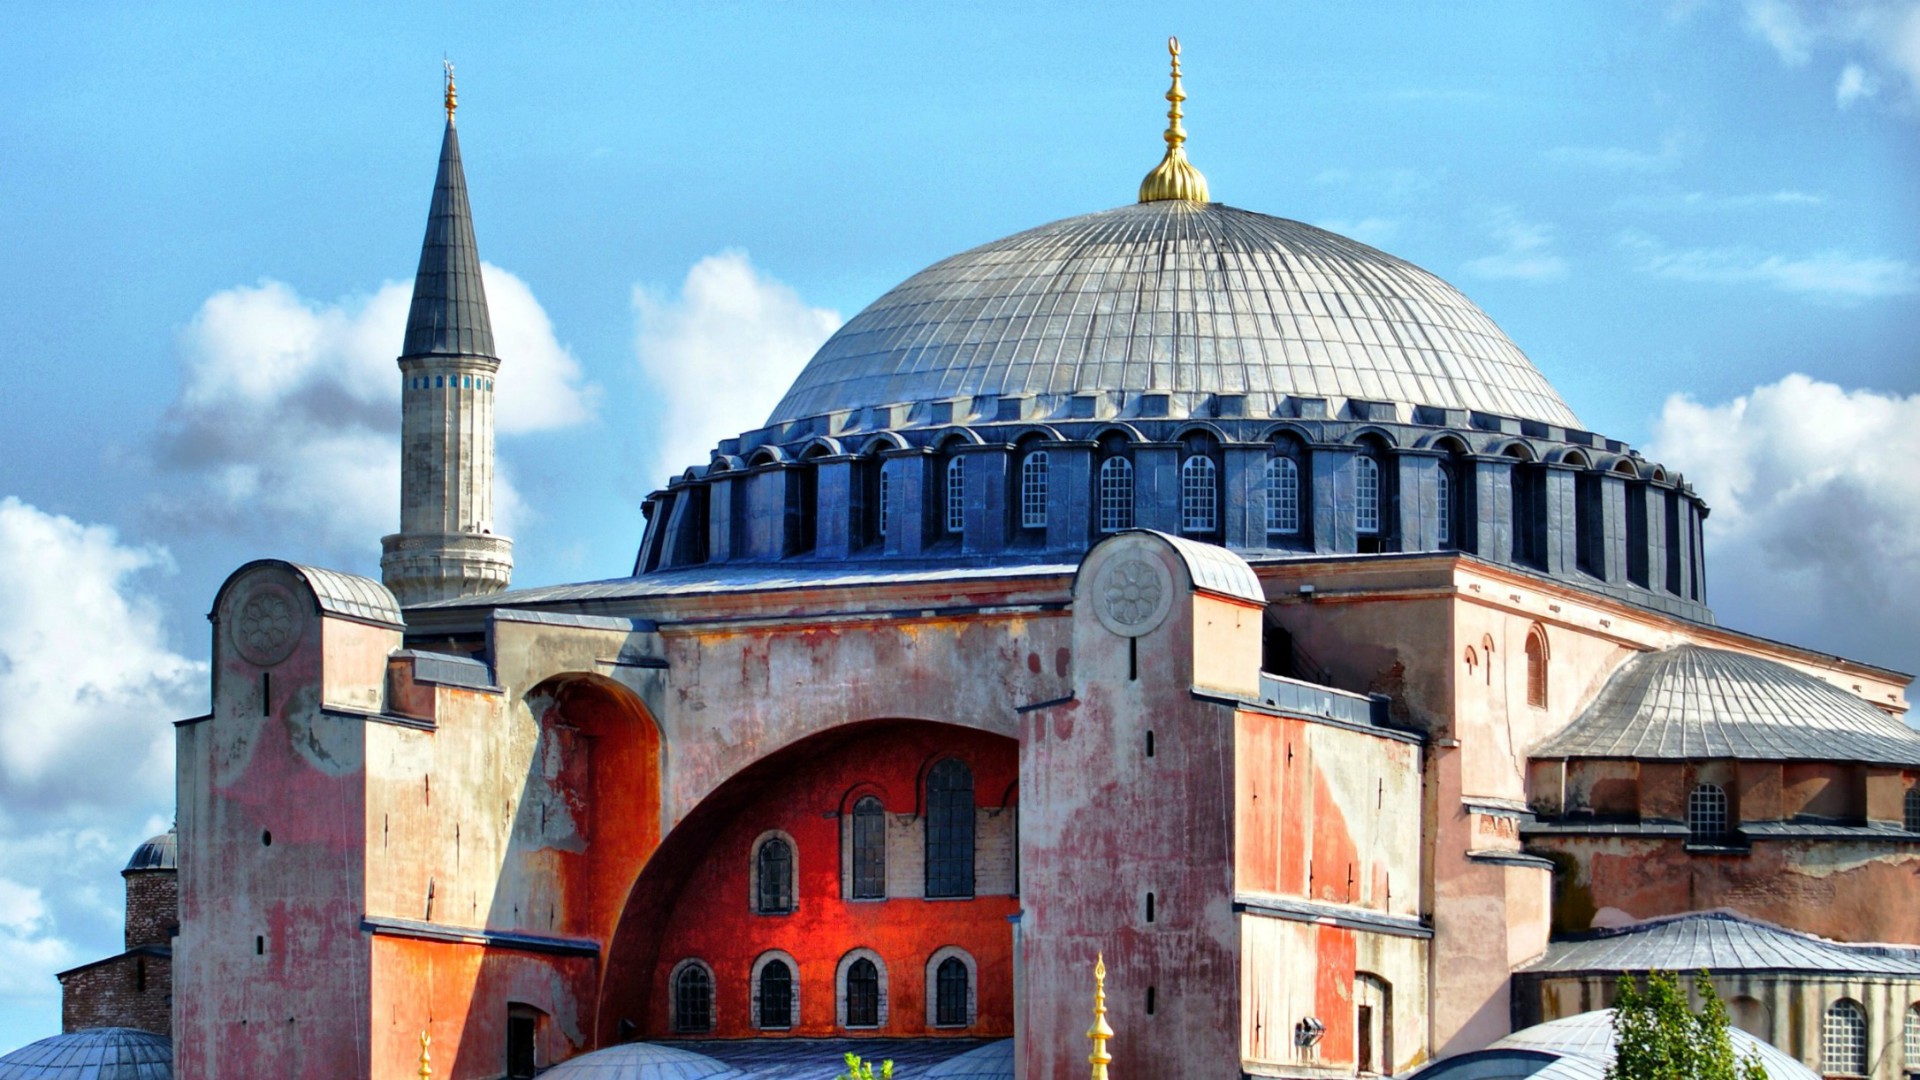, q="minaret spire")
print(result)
[380,67,513,607]
[1138,37,1211,204]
